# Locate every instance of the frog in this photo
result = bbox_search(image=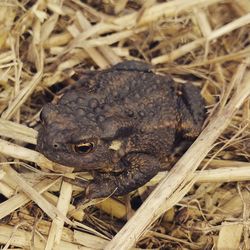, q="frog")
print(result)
[37,60,205,203]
